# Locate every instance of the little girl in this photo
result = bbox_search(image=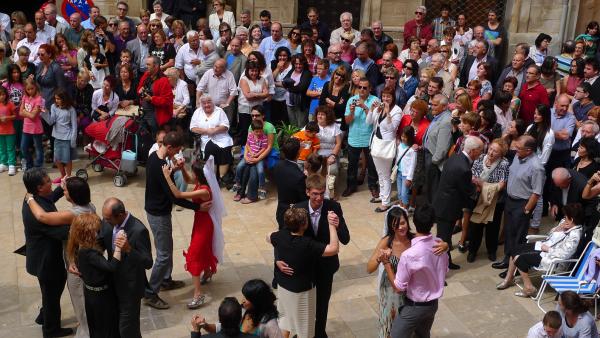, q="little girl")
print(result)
[4,64,25,167]
[85,43,108,90]
[42,88,78,182]
[395,126,416,210]
[0,86,17,175]
[20,79,45,170]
